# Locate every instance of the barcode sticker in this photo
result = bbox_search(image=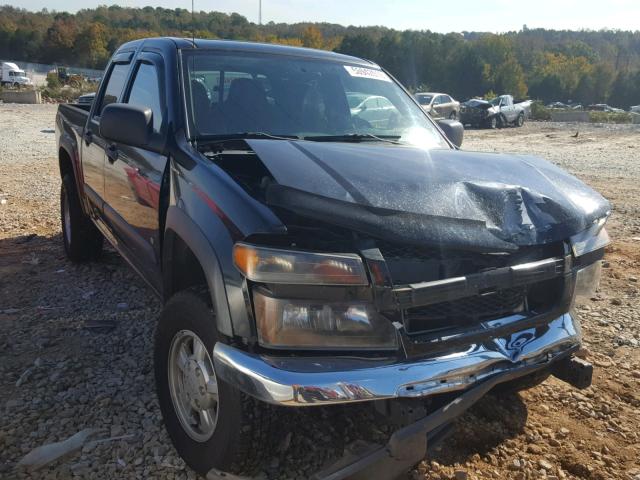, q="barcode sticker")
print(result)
[344,65,391,82]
